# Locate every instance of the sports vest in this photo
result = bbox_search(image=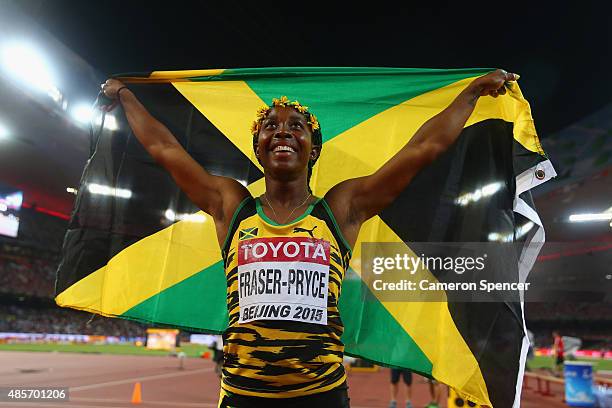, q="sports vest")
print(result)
[220,196,352,398]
